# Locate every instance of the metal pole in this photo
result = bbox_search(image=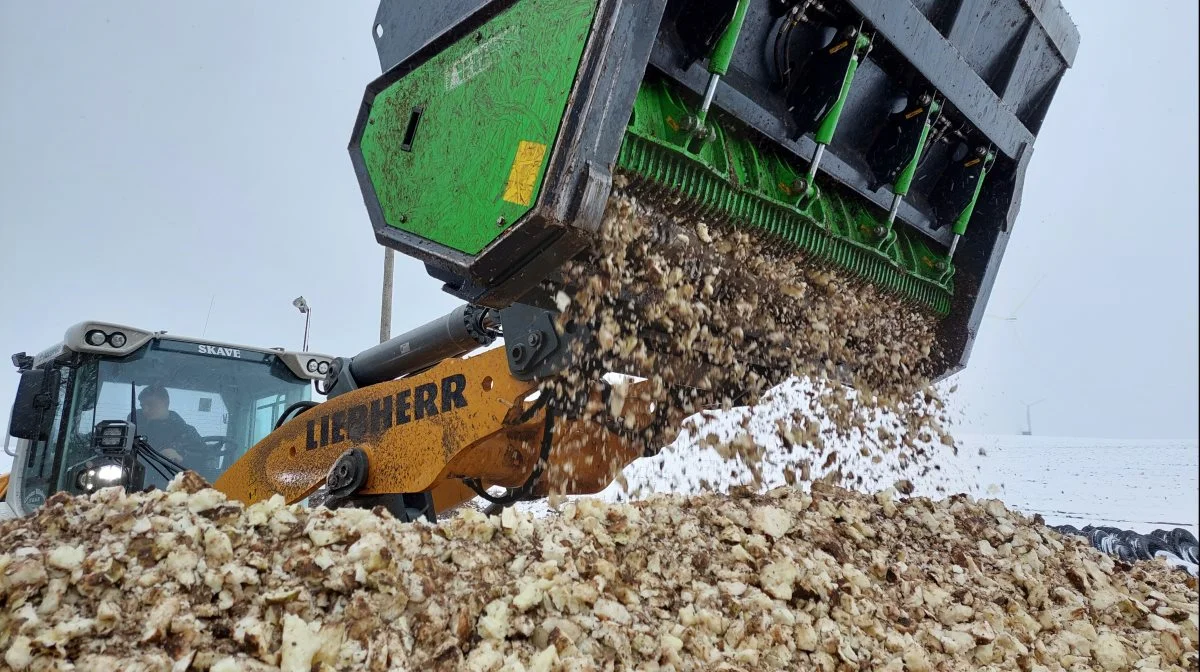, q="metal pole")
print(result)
[380,248,395,344]
[293,296,311,351]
